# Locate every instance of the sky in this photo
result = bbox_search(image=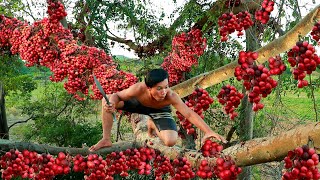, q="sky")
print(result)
[107,0,186,58]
